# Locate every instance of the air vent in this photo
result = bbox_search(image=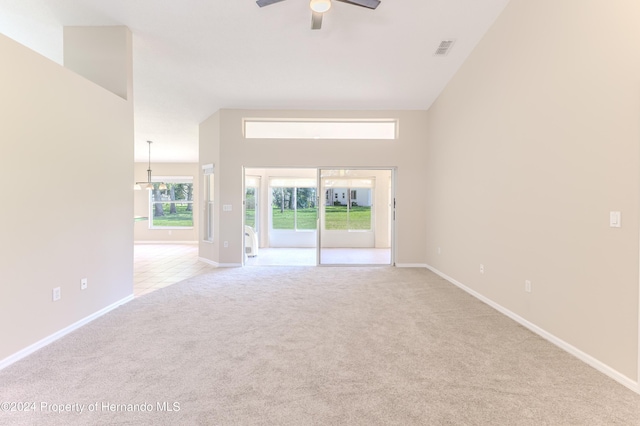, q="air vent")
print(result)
[434,39,456,56]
